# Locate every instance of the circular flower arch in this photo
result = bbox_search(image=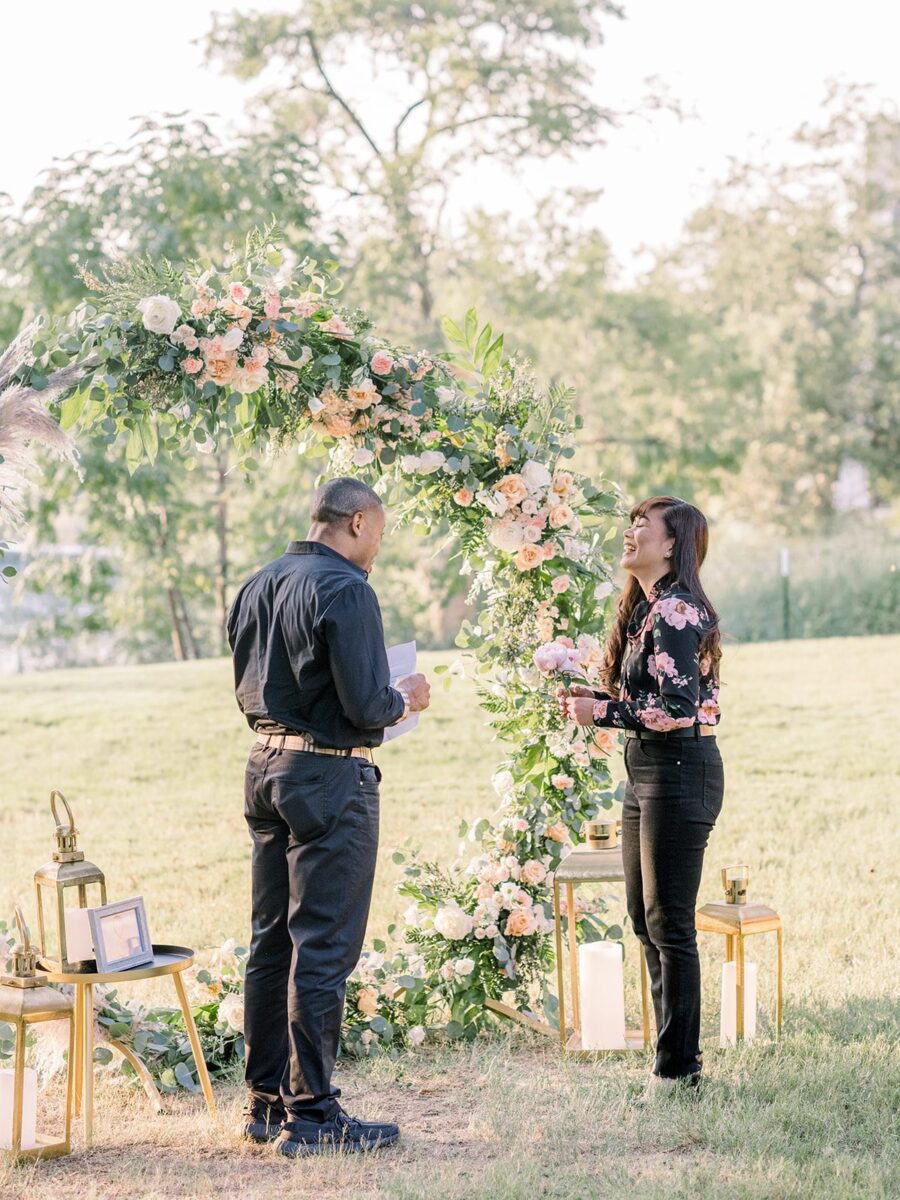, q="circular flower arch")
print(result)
[15,228,626,1070]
